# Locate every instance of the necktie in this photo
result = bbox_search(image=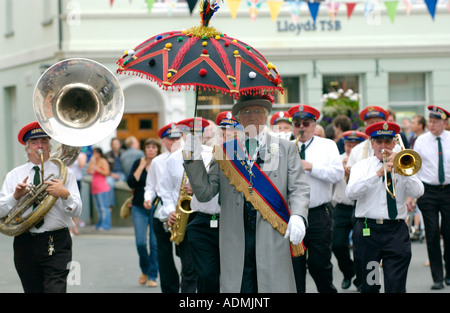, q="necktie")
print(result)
[385,172,398,220]
[33,166,40,186]
[300,143,306,160]
[32,166,44,228]
[246,138,258,158]
[437,137,445,185]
